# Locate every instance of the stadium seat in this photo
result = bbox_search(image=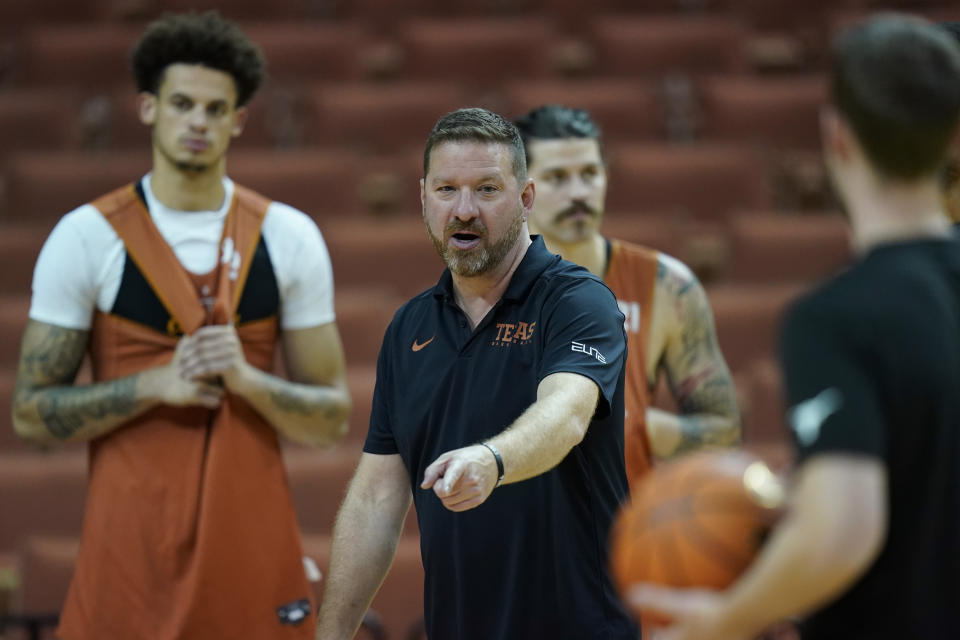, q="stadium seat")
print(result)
[606,144,769,221]
[0,226,47,296]
[17,536,78,617]
[707,283,808,374]
[323,217,443,299]
[726,212,850,284]
[503,79,664,141]
[2,149,425,223]
[700,76,826,150]
[335,289,405,367]
[396,18,559,80]
[0,89,83,152]
[0,297,31,370]
[13,25,138,88]
[312,83,473,152]
[0,452,87,551]
[588,16,749,77]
